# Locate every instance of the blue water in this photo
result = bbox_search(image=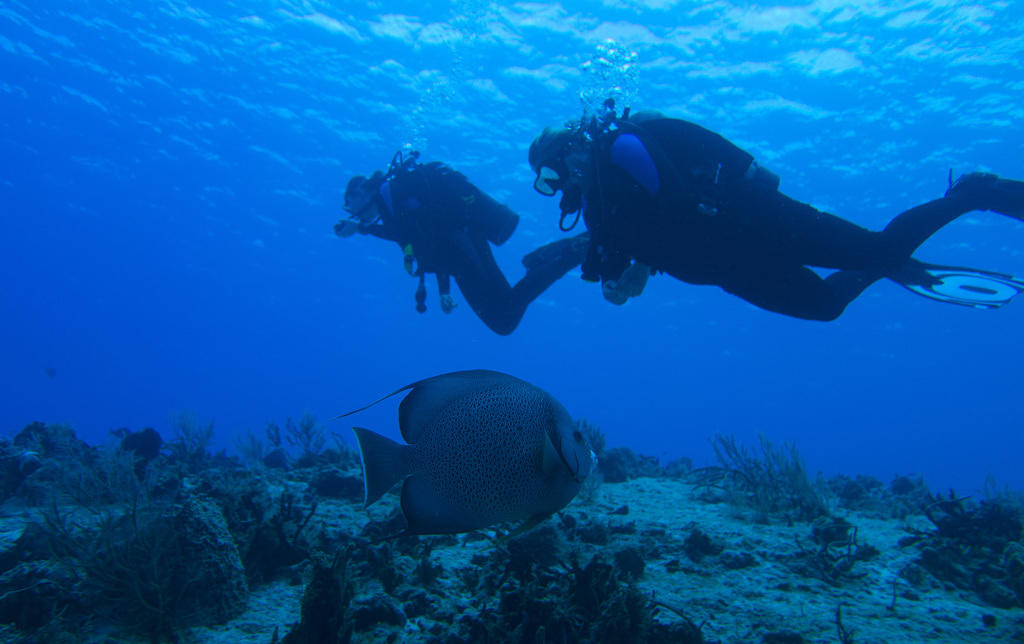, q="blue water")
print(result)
[2,1,1022,494]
